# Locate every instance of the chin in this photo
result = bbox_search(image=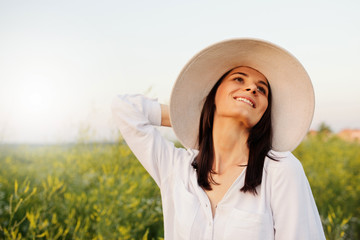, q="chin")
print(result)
[233,112,259,128]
